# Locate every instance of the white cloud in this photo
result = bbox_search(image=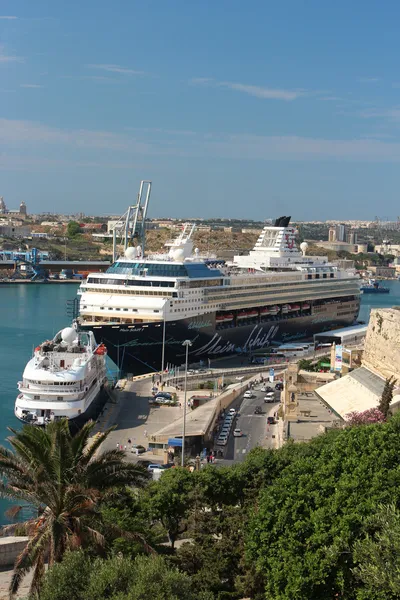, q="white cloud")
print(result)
[359,108,400,121]
[0,118,134,150]
[219,81,304,101]
[357,77,380,83]
[20,83,43,89]
[3,117,400,164]
[0,16,17,19]
[0,44,23,63]
[189,77,304,100]
[86,63,144,75]
[0,53,23,63]
[189,77,214,85]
